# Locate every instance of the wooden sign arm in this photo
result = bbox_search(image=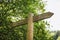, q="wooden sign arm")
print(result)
[10,12,54,27]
